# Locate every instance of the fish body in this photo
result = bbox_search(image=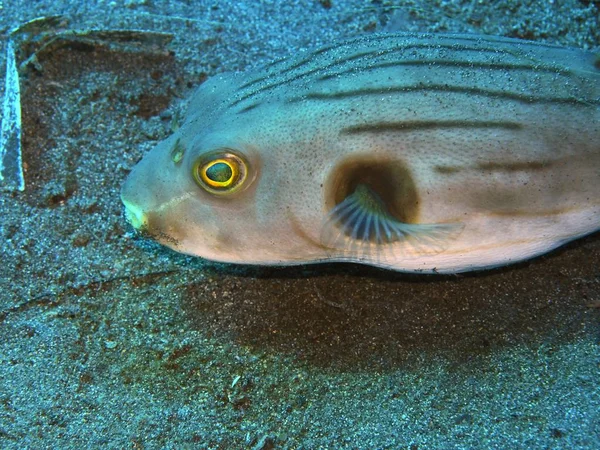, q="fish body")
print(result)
[121,32,600,273]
